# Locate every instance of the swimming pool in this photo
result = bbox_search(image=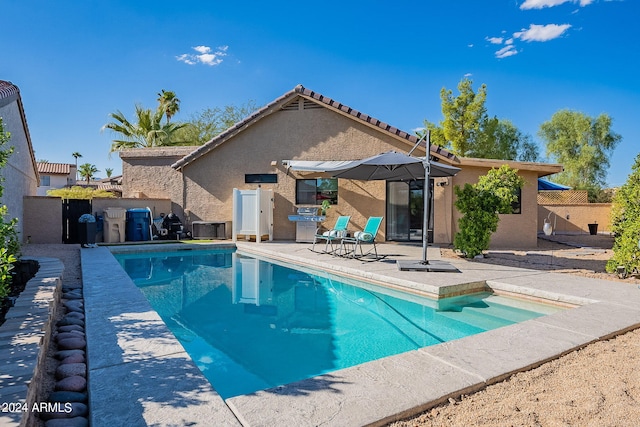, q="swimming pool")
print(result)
[115,248,564,398]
